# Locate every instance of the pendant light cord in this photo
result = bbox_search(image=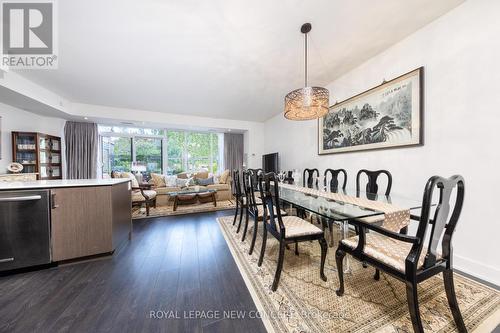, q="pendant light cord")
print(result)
[304,32,308,87]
